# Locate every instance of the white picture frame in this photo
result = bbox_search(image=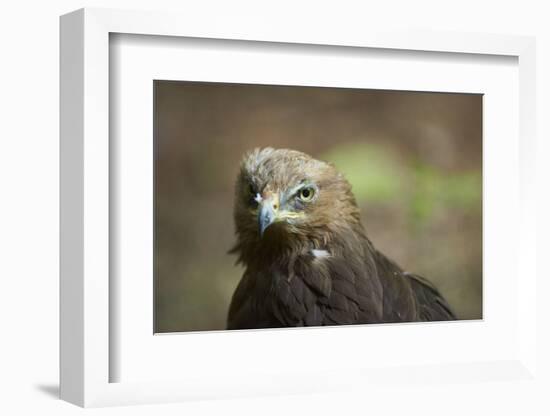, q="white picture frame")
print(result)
[60,7,537,408]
